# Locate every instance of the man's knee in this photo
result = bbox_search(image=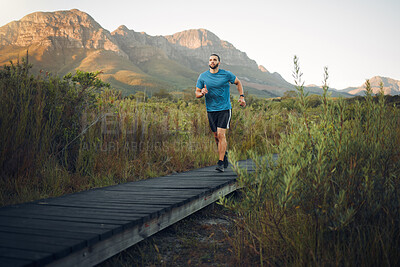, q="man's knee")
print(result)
[217,131,226,141]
